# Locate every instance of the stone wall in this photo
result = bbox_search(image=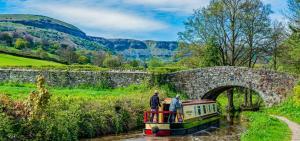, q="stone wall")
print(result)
[0,67,298,106]
[165,66,298,106]
[0,69,151,88]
